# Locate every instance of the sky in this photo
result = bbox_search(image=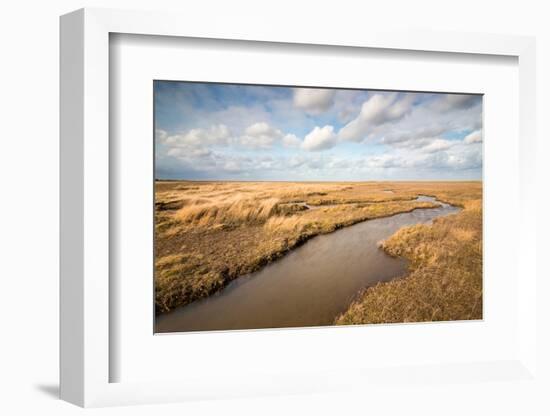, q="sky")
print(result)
[154,81,482,181]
